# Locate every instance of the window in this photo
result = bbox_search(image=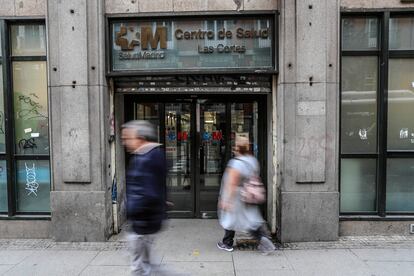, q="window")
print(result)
[0,21,50,216]
[340,13,414,215]
[0,25,6,212]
